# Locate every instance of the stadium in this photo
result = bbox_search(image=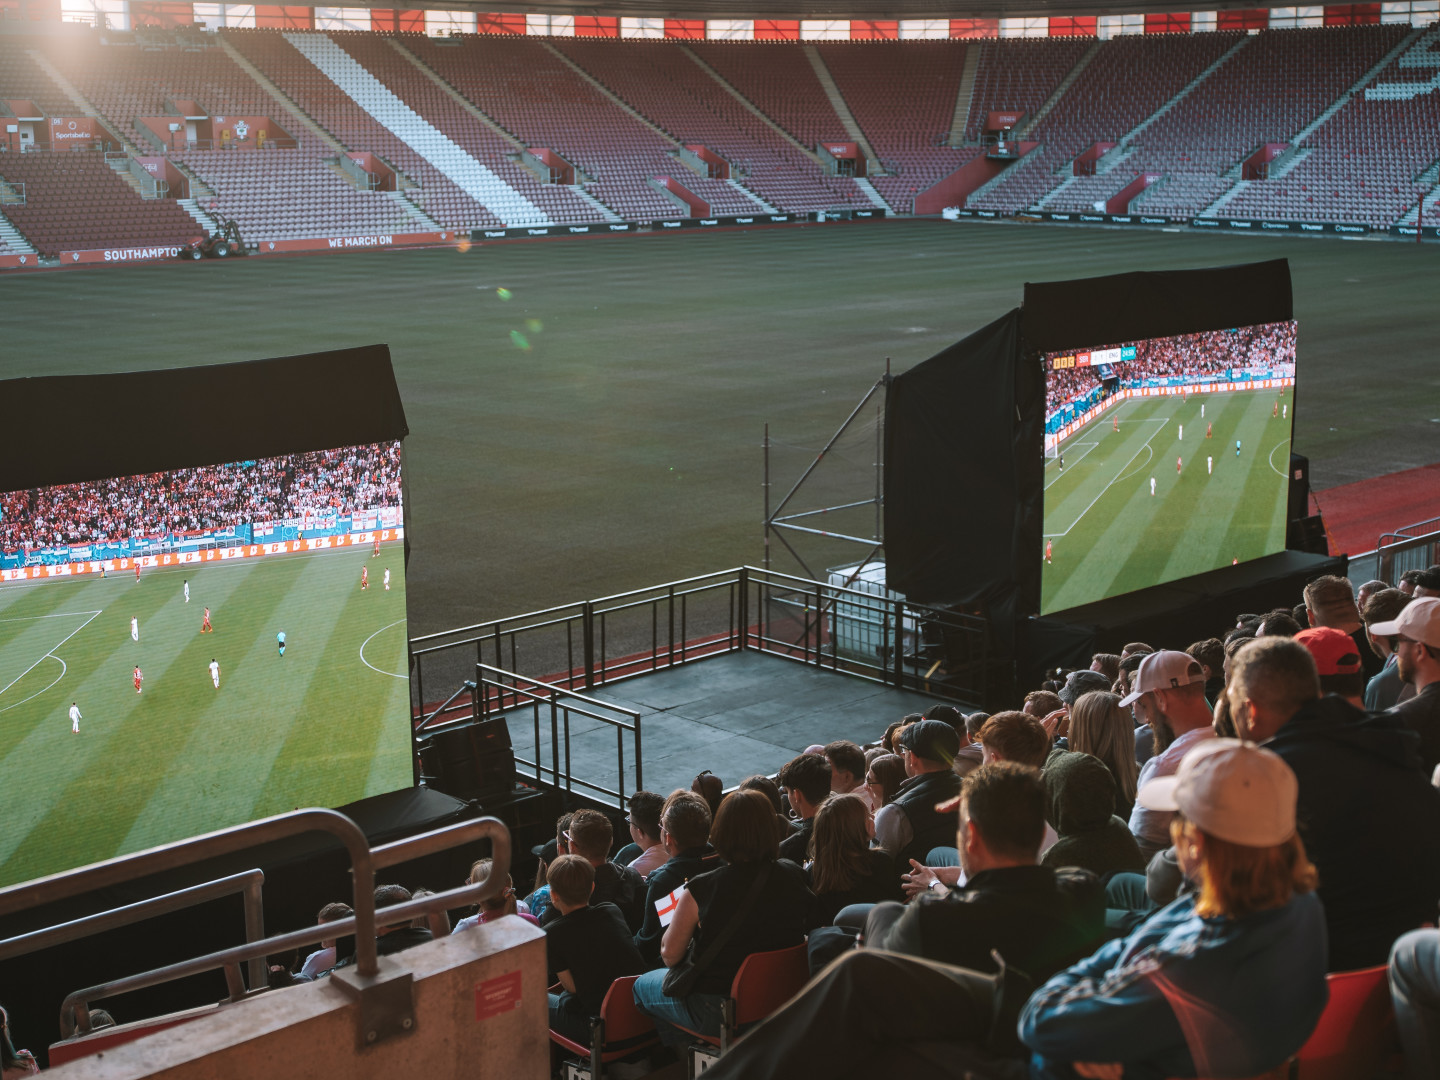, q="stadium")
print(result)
[1,0,1439,1078]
